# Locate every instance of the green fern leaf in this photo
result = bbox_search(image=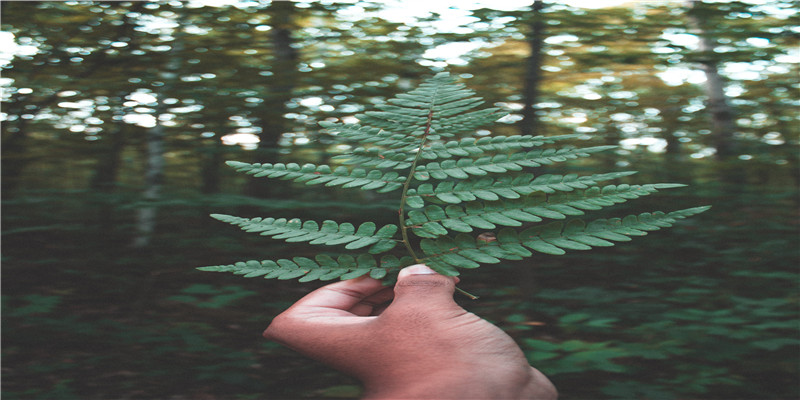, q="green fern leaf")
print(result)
[354,73,502,138]
[210,214,399,254]
[410,182,684,233]
[425,134,583,158]
[421,206,711,270]
[333,148,414,170]
[334,134,587,170]
[225,161,405,193]
[198,254,413,282]
[321,122,418,150]
[204,72,710,284]
[413,146,616,181]
[405,171,638,207]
